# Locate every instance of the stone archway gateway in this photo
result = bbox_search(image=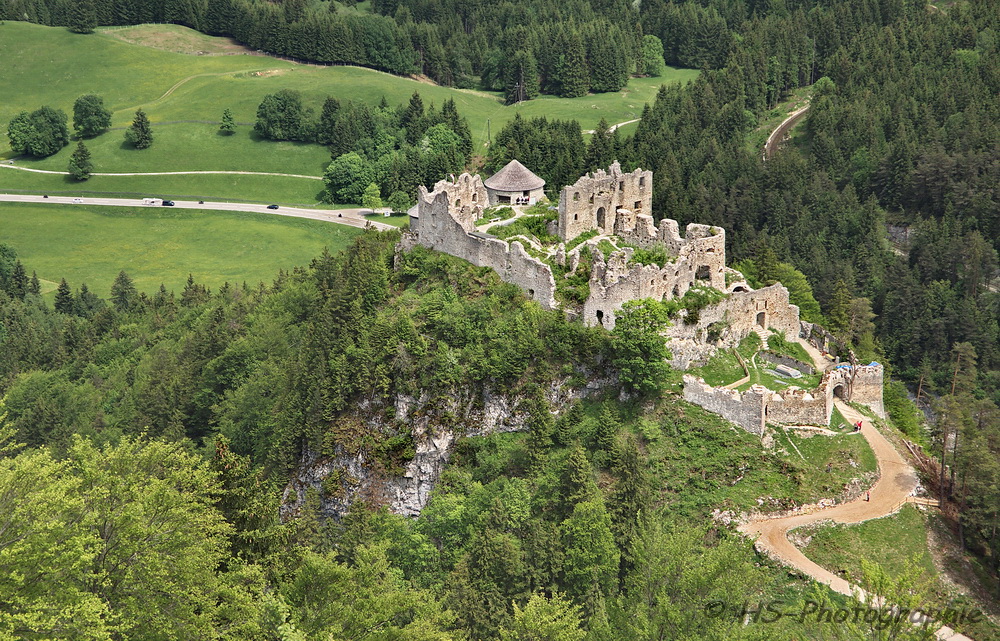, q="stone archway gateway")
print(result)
[756,311,766,328]
[832,383,847,400]
[596,206,606,230]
